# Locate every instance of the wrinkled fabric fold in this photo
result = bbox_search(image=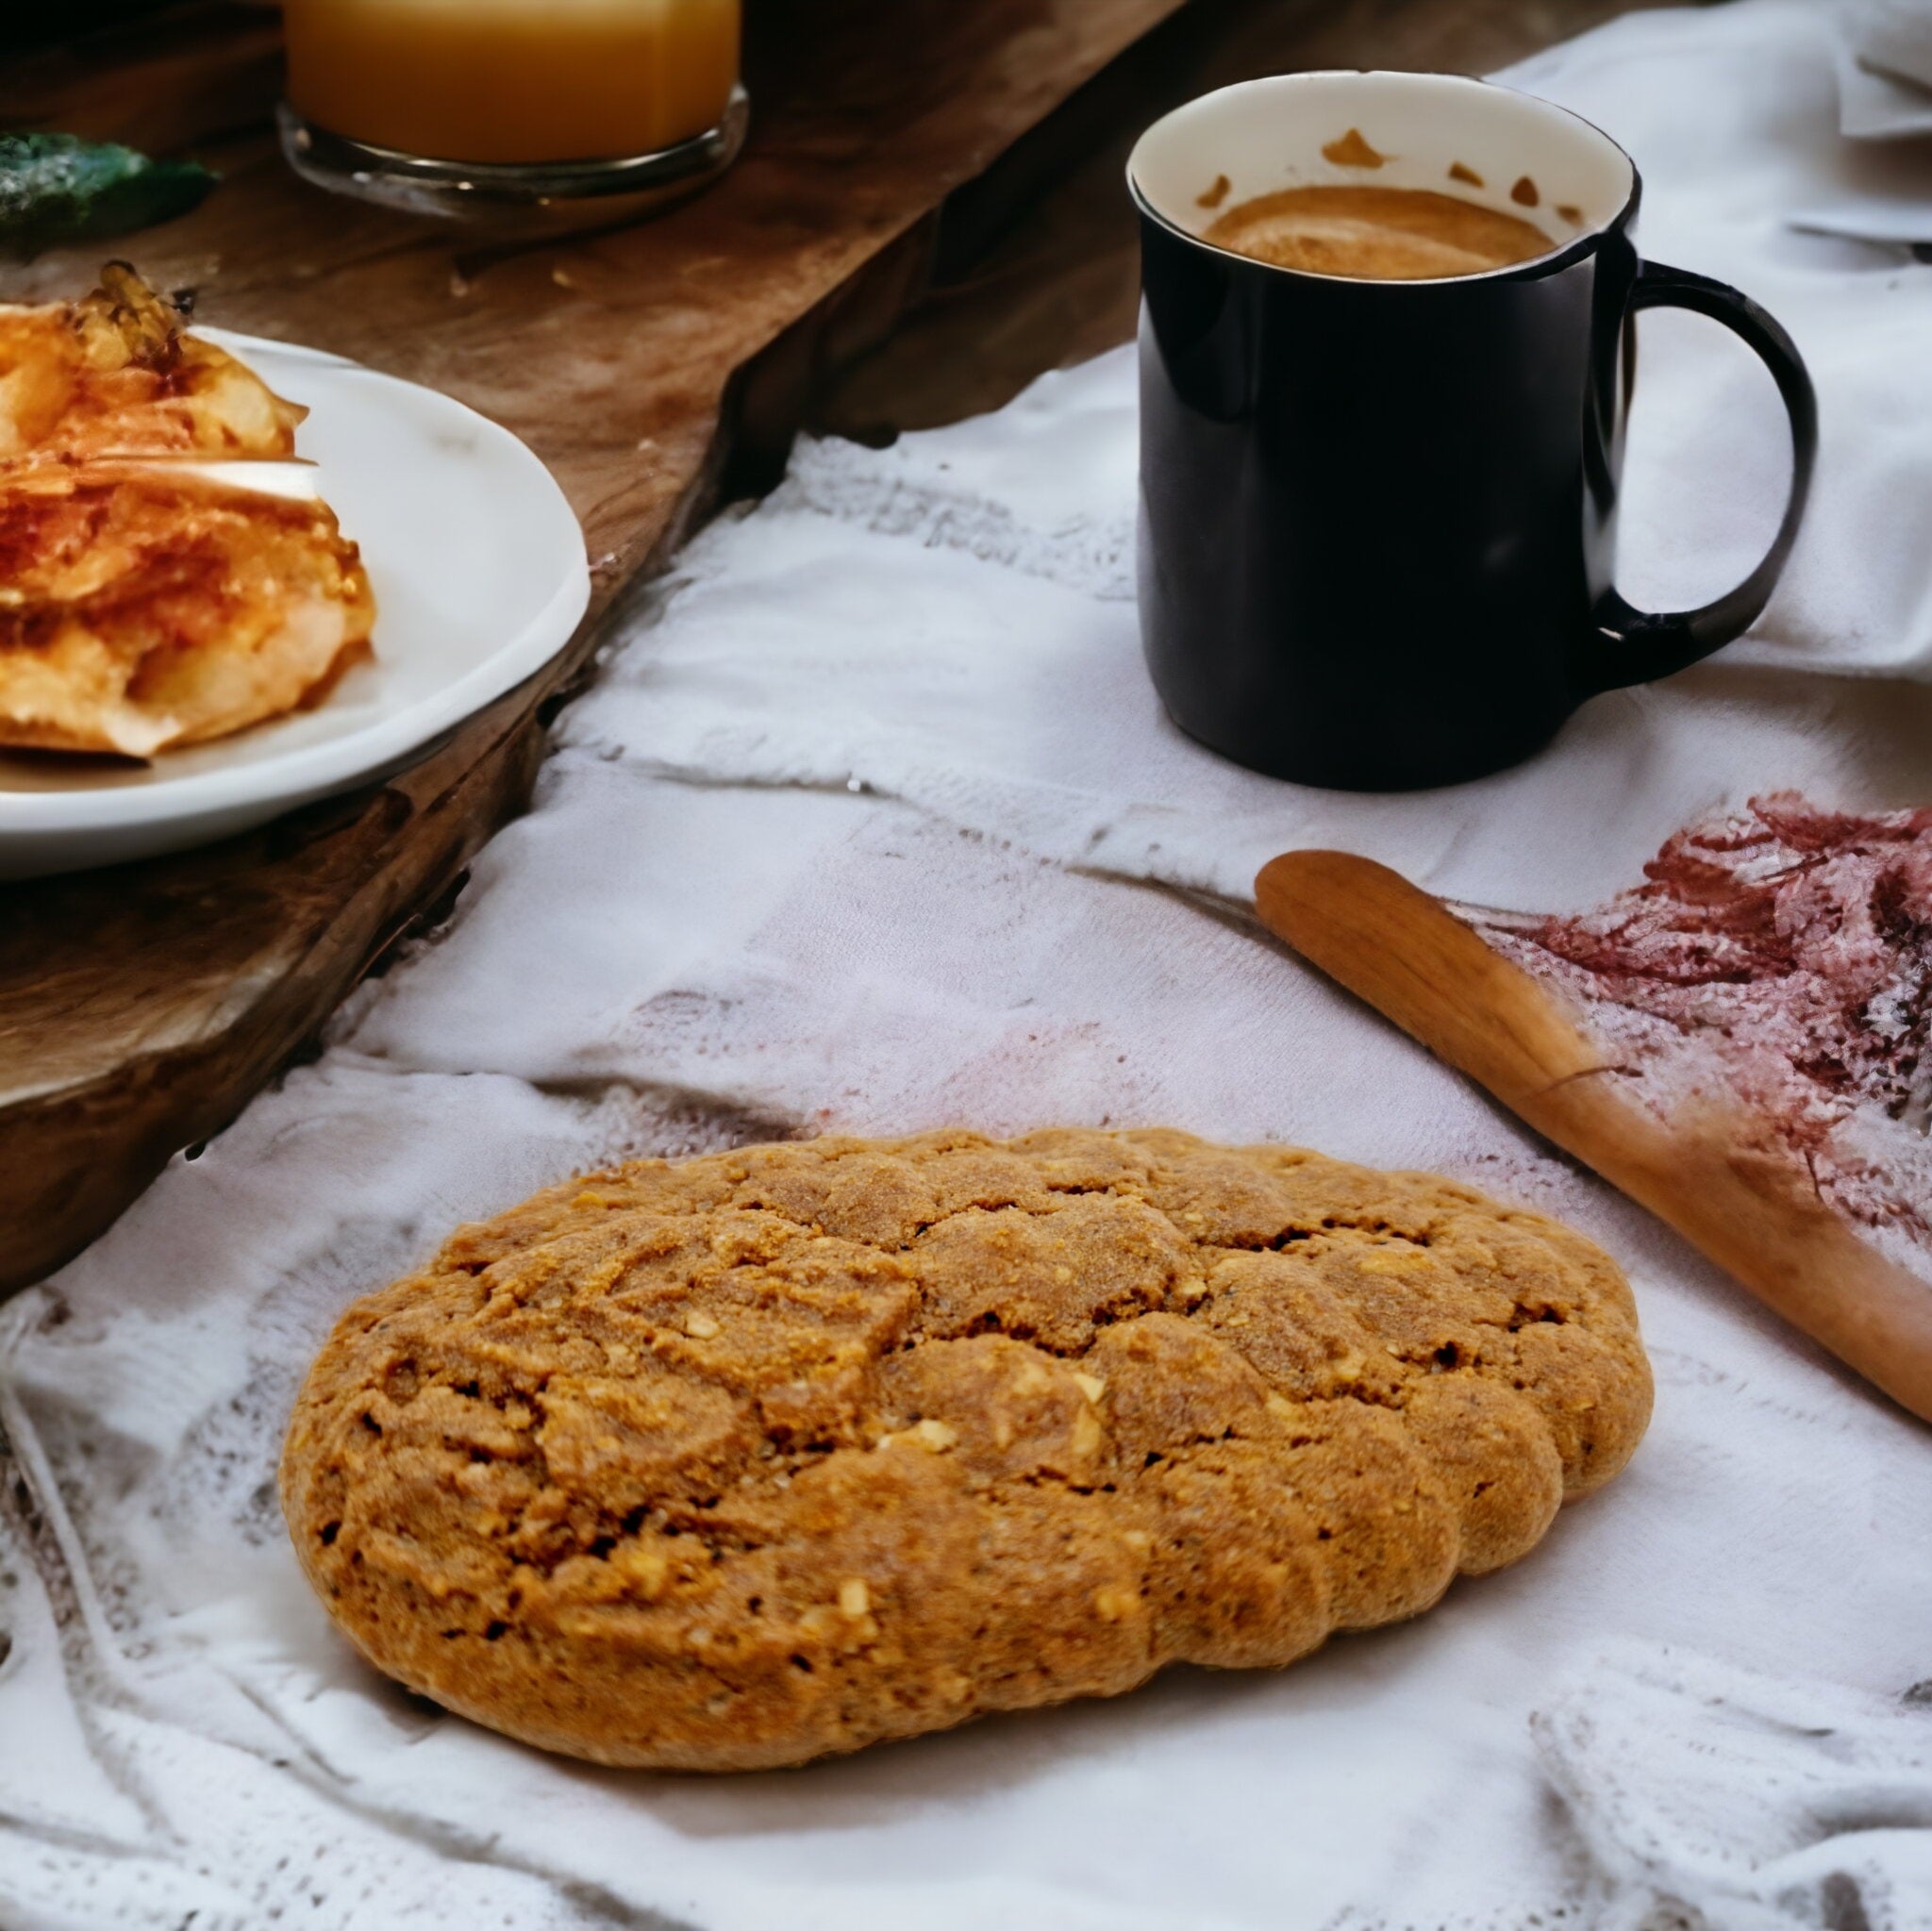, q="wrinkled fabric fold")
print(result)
[2,3,1929,1928]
